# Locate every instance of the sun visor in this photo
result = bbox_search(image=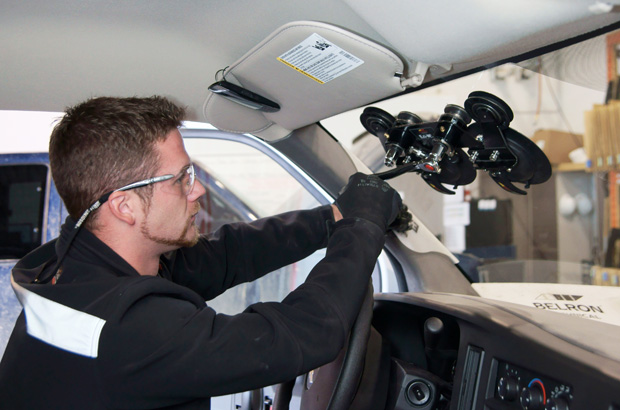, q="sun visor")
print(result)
[203,21,405,141]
